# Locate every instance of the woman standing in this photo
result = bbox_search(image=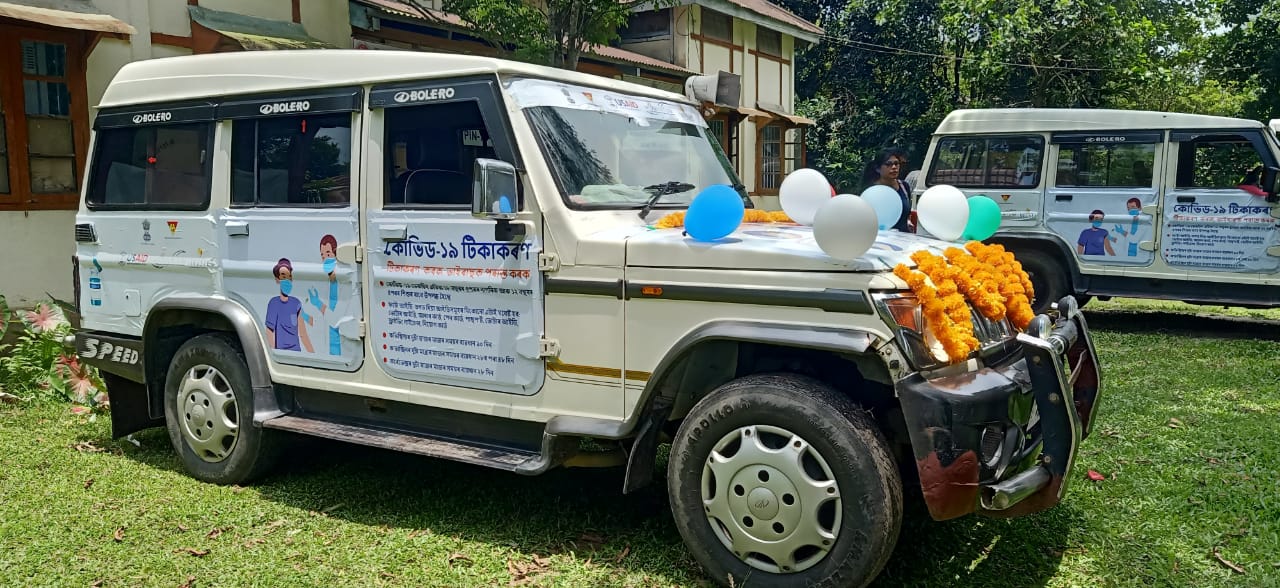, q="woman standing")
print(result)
[862,149,913,232]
